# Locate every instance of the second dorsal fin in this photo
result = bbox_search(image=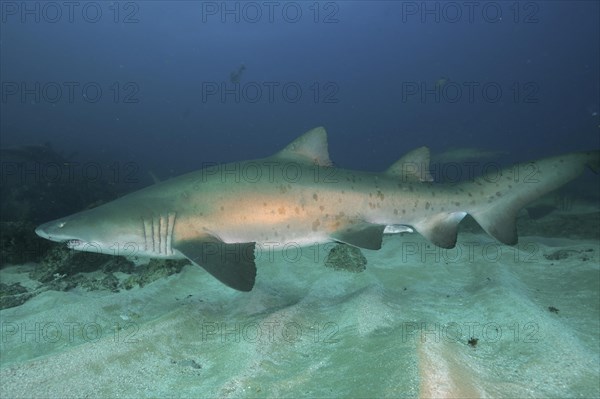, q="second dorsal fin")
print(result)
[386,146,433,182]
